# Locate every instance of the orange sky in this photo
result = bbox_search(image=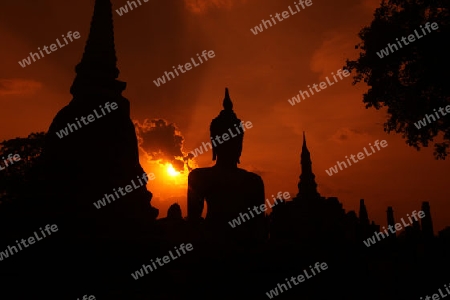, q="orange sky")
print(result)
[1,0,449,232]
